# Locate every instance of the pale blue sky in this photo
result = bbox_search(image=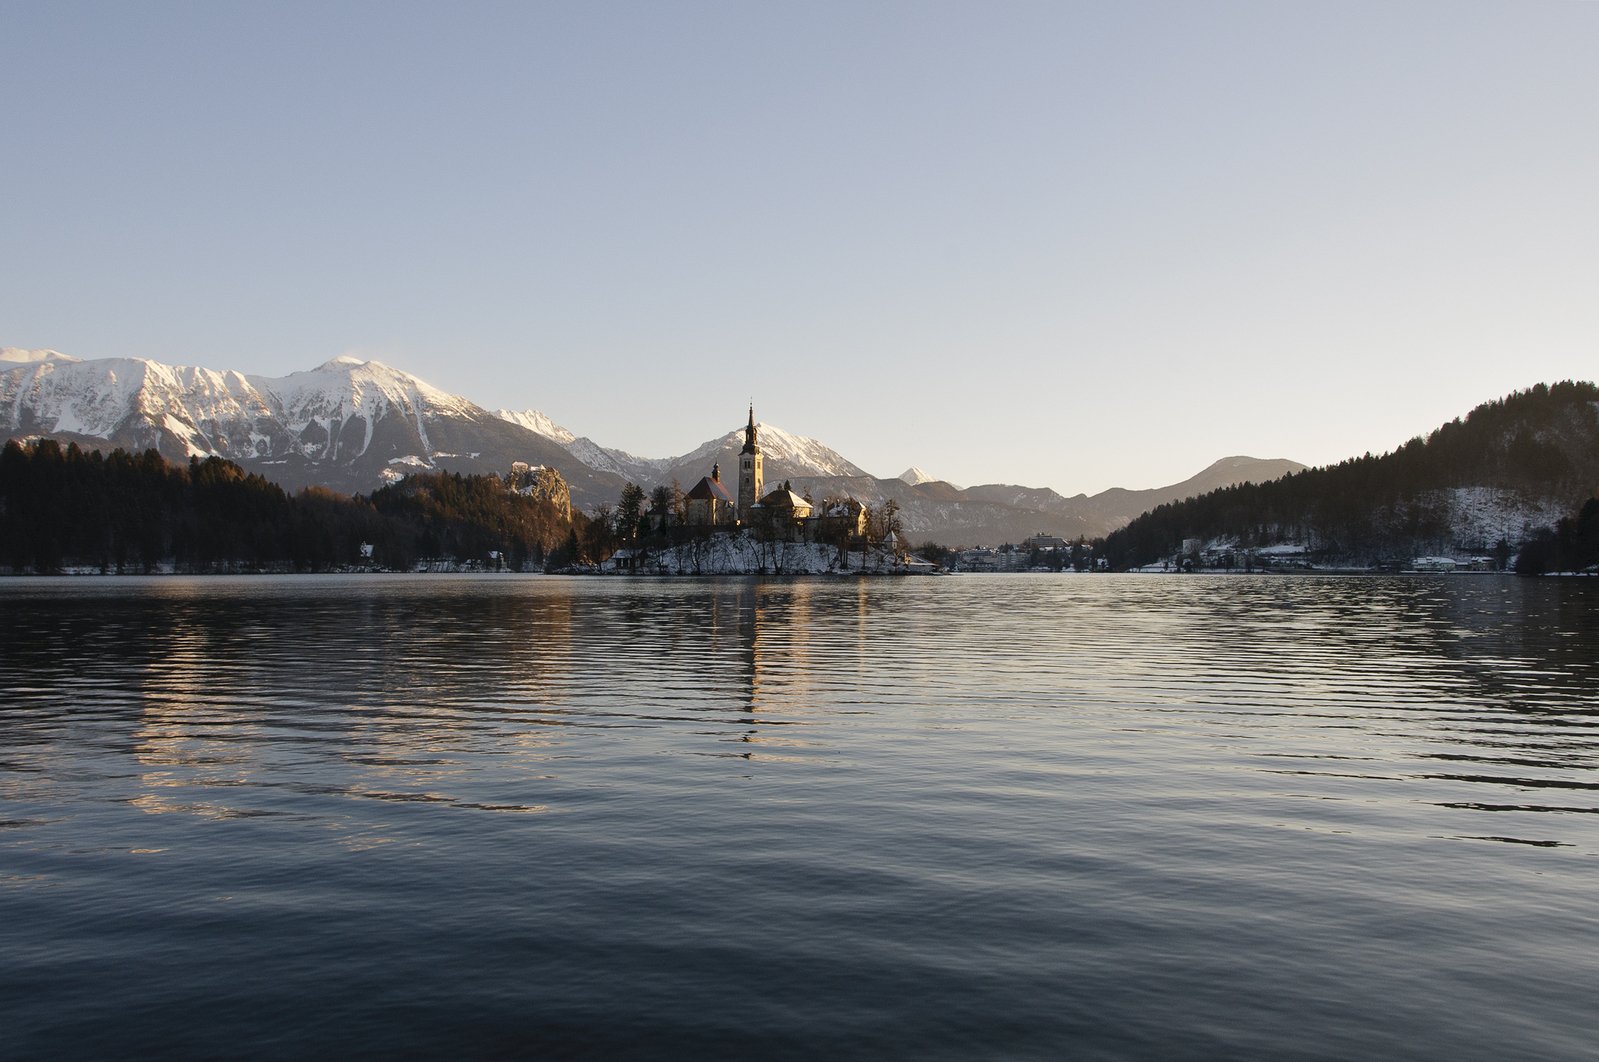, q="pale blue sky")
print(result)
[4,1,1596,493]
